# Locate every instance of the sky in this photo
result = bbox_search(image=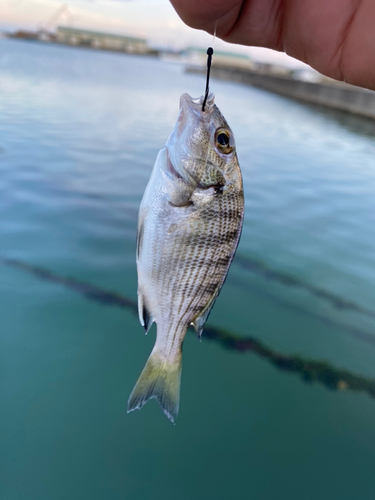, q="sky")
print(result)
[0,0,308,68]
